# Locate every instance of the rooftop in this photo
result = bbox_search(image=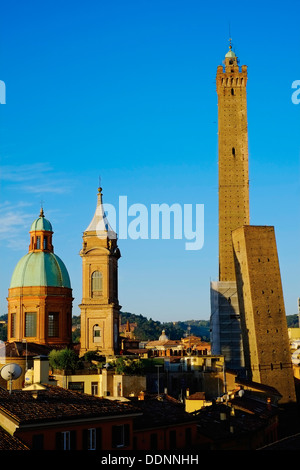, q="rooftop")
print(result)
[195,401,275,442]
[129,394,198,430]
[0,385,141,425]
[0,426,29,450]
